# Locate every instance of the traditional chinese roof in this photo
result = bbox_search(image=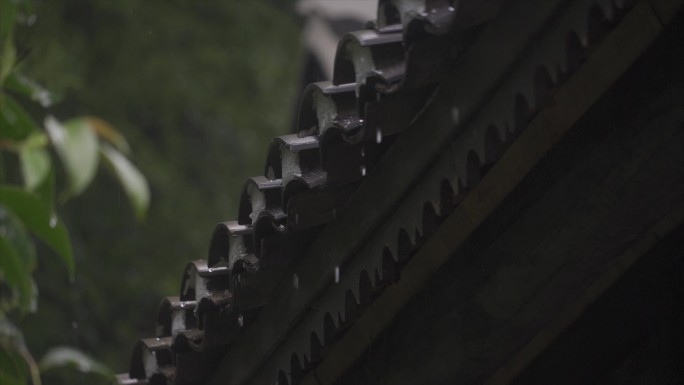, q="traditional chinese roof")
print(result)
[116,0,684,384]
